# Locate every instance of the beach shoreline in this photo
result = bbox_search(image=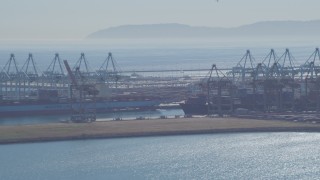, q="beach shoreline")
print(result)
[1,117,320,145]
